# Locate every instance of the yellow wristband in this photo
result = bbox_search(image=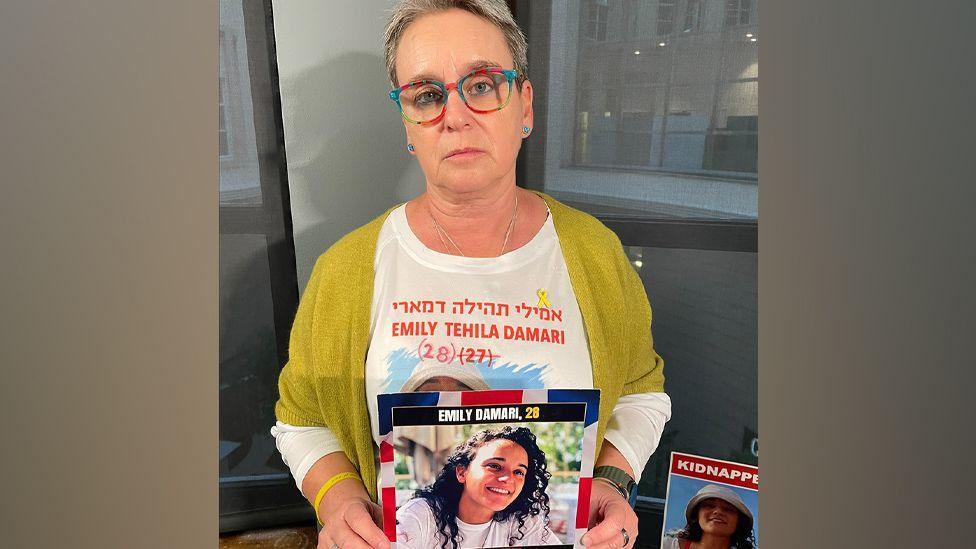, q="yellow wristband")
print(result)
[313,471,361,525]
